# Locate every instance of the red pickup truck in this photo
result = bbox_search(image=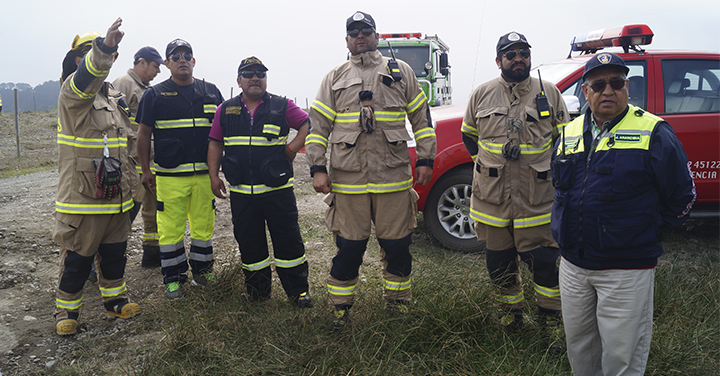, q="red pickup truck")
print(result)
[412,25,719,252]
